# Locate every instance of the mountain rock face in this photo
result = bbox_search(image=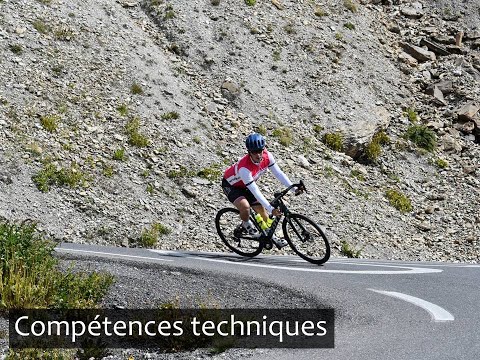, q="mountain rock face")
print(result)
[0,0,479,262]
